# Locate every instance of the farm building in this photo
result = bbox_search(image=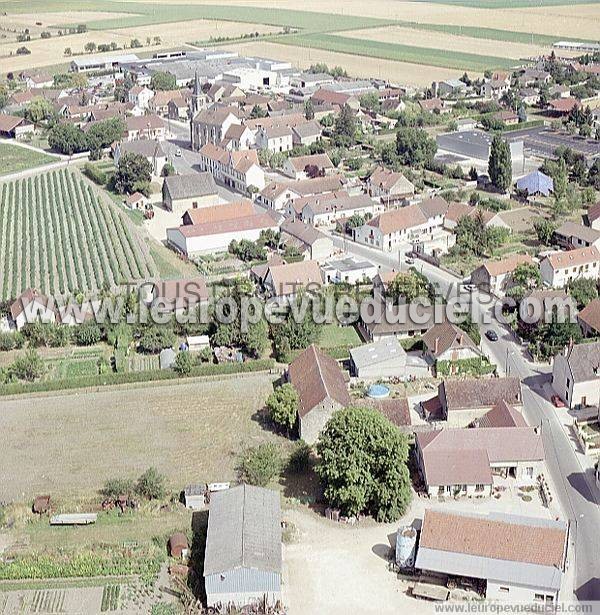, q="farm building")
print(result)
[279,219,335,263]
[349,337,407,380]
[162,173,219,215]
[436,130,523,166]
[204,484,282,609]
[70,54,139,73]
[286,344,351,444]
[415,509,568,602]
